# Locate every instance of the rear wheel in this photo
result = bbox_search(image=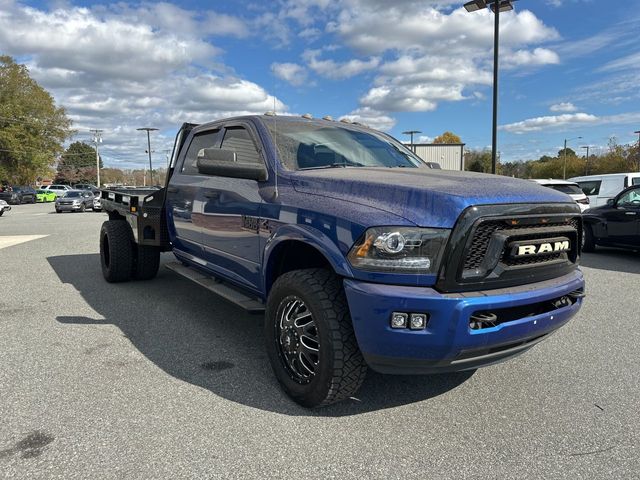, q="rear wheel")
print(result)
[582,224,596,253]
[133,245,160,280]
[100,220,134,282]
[265,268,367,408]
